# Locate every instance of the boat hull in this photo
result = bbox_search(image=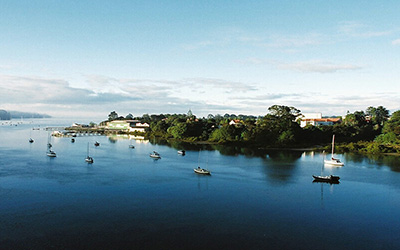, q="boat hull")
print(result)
[150,154,161,159]
[312,175,340,183]
[85,157,93,163]
[194,168,211,175]
[324,160,344,166]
